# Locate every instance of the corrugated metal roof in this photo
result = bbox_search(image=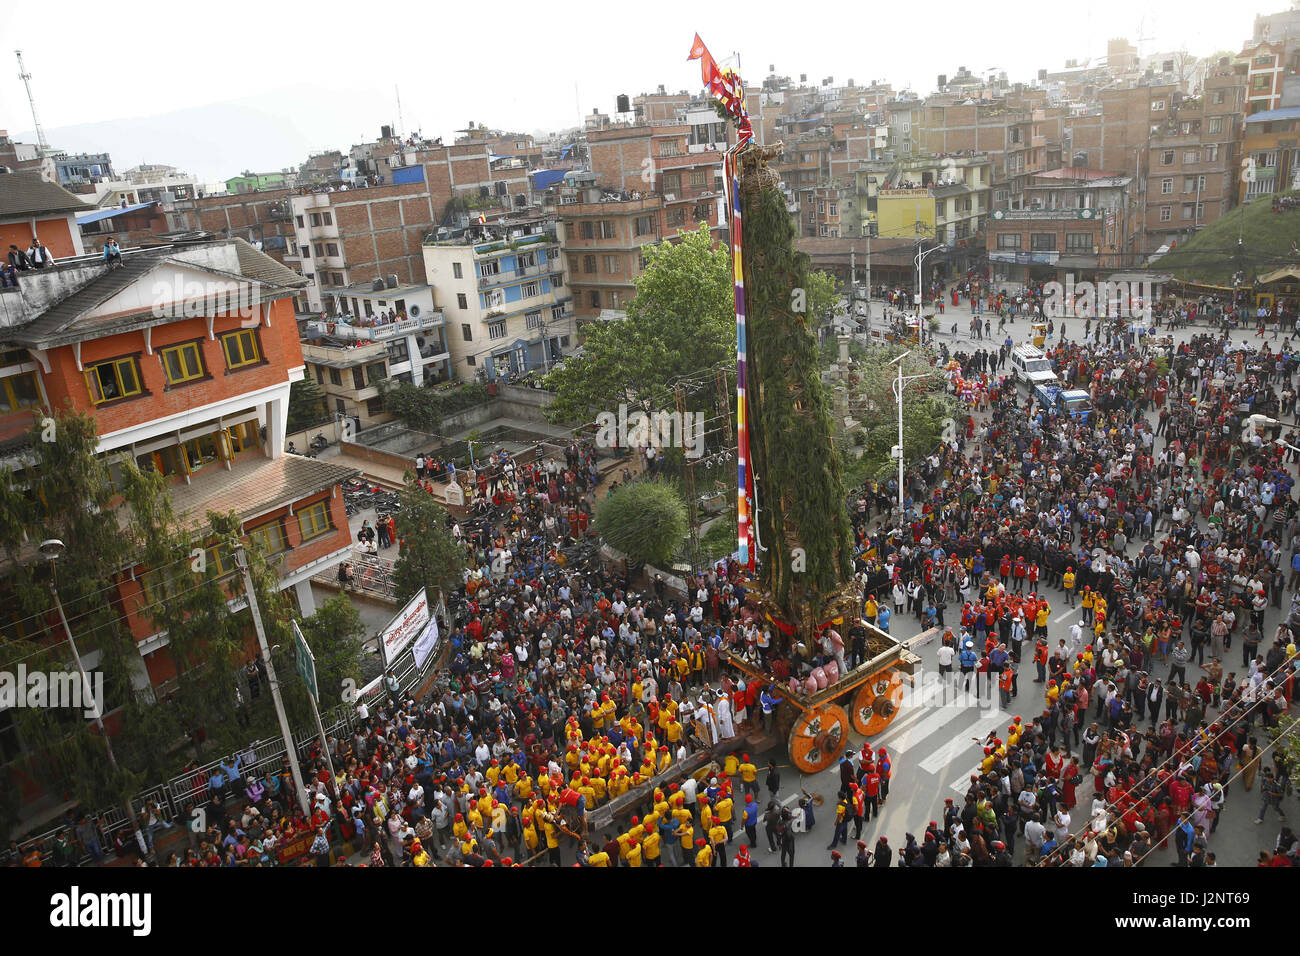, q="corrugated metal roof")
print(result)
[75,201,158,226]
[1244,106,1300,124]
